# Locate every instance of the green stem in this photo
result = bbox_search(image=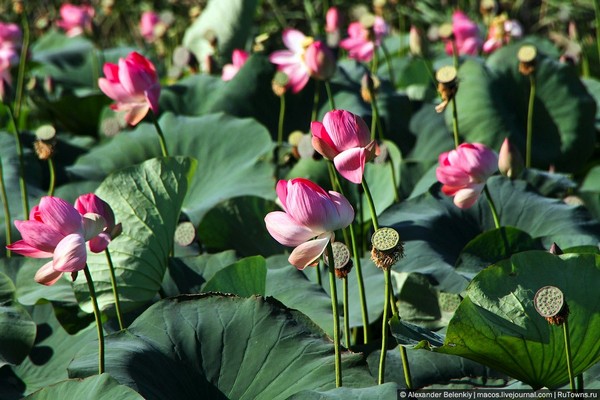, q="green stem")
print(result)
[150,110,169,157]
[278,94,285,146]
[577,374,584,392]
[0,158,12,257]
[380,41,396,87]
[389,159,399,203]
[387,274,413,389]
[563,319,576,392]
[372,95,385,142]
[378,267,391,384]
[343,276,351,348]
[451,97,460,148]
[525,74,536,168]
[311,80,321,122]
[84,265,105,374]
[483,185,501,230]
[14,11,30,119]
[105,248,124,330]
[325,80,336,110]
[326,242,342,387]
[451,40,459,70]
[6,105,29,217]
[361,179,379,230]
[47,158,56,196]
[316,259,323,287]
